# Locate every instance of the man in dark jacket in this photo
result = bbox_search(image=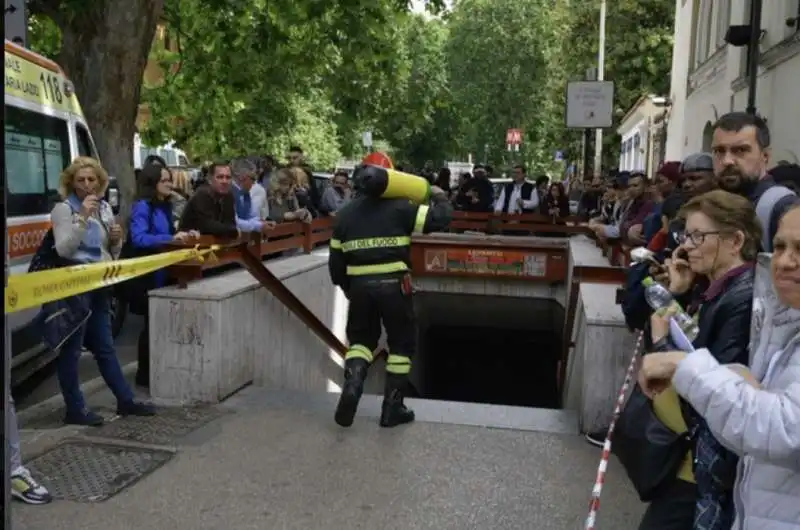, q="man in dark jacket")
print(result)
[179,161,239,238]
[455,164,494,212]
[711,112,799,251]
